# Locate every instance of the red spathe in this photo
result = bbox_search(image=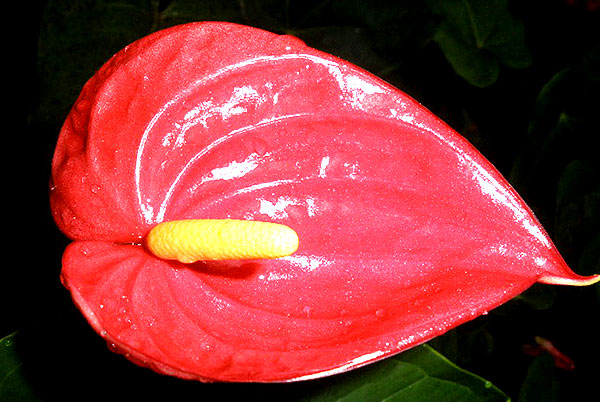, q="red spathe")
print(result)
[50,22,598,382]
